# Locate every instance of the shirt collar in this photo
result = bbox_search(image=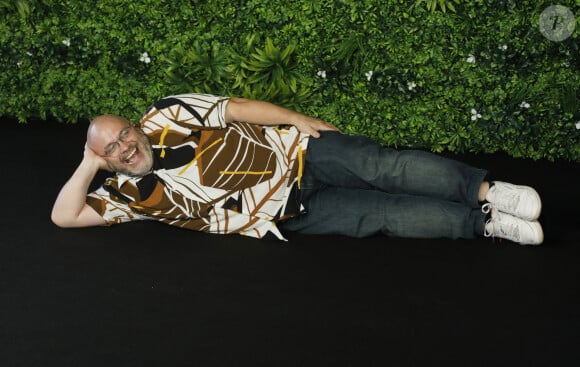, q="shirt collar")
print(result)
[115,148,162,186]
